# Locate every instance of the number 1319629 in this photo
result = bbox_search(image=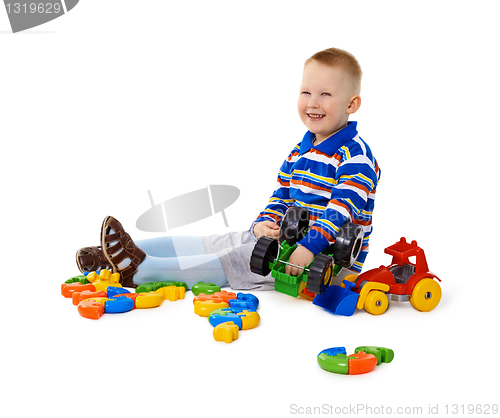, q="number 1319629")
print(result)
[5,3,62,14]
